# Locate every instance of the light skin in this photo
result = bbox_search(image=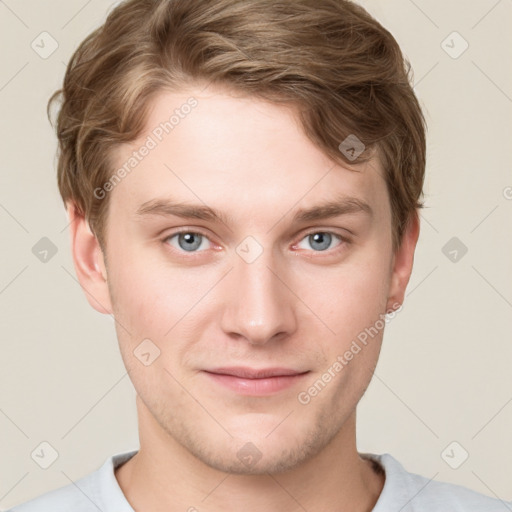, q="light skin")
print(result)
[67,83,419,512]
